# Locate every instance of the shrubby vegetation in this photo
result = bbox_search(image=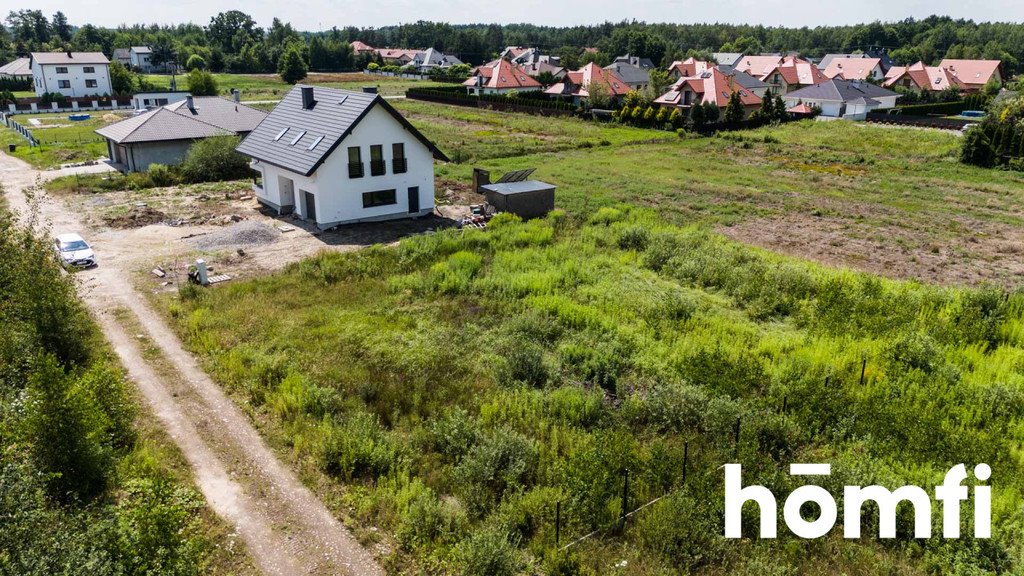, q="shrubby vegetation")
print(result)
[169,206,1024,573]
[961,92,1024,169]
[0,207,215,572]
